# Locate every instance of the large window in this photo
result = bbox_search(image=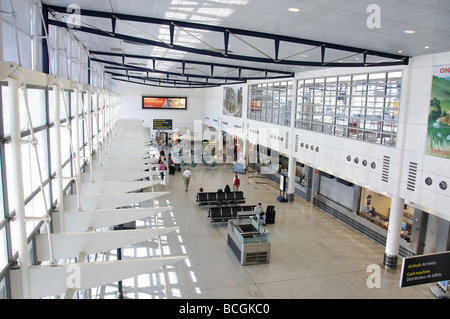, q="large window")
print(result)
[295,71,402,146]
[0,79,119,298]
[247,80,292,127]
